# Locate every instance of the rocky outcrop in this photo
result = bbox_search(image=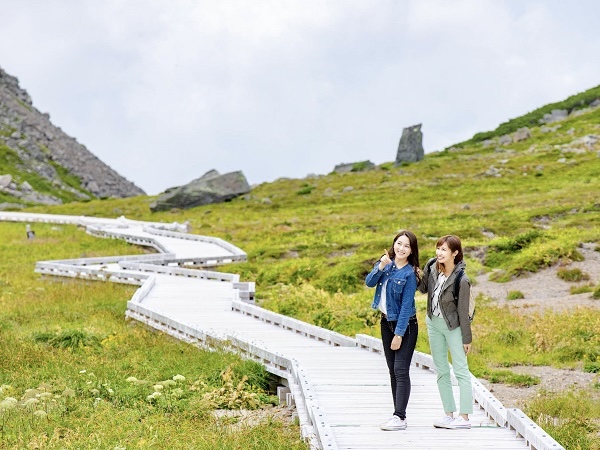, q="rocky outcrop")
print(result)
[395,124,424,164]
[332,160,375,174]
[150,170,250,212]
[0,66,145,204]
[540,109,568,124]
